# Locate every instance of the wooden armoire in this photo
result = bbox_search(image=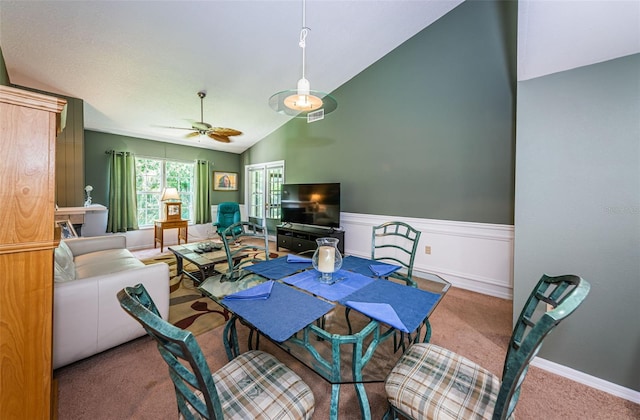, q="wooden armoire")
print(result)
[0,85,66,418]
